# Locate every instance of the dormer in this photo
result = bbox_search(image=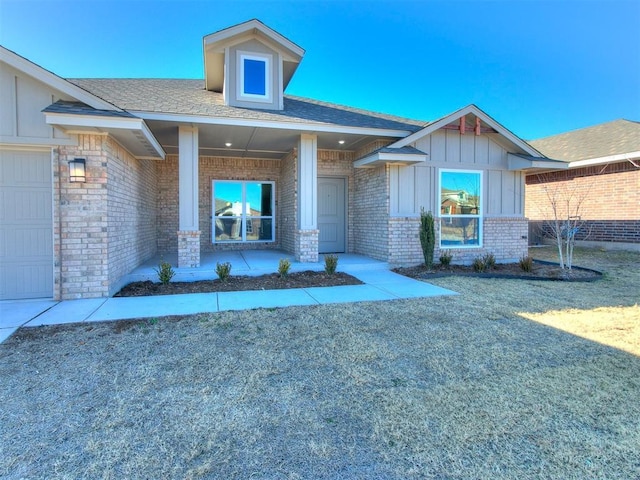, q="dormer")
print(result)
[203,19,305,110]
